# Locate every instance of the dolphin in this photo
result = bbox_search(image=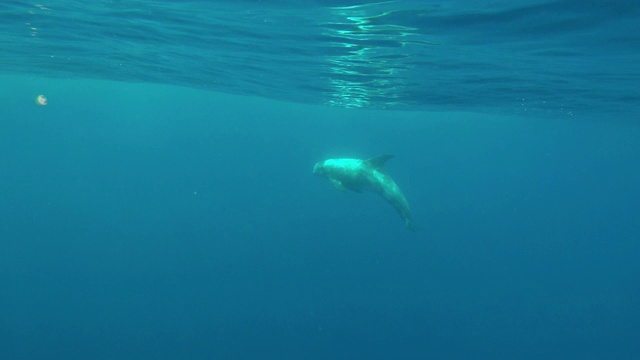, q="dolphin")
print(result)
[313,154,416,231]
